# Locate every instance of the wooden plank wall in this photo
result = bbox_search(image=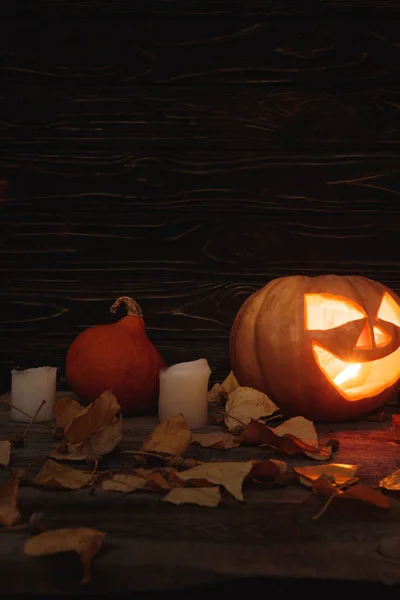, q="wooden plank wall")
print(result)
[0,1,400,393]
